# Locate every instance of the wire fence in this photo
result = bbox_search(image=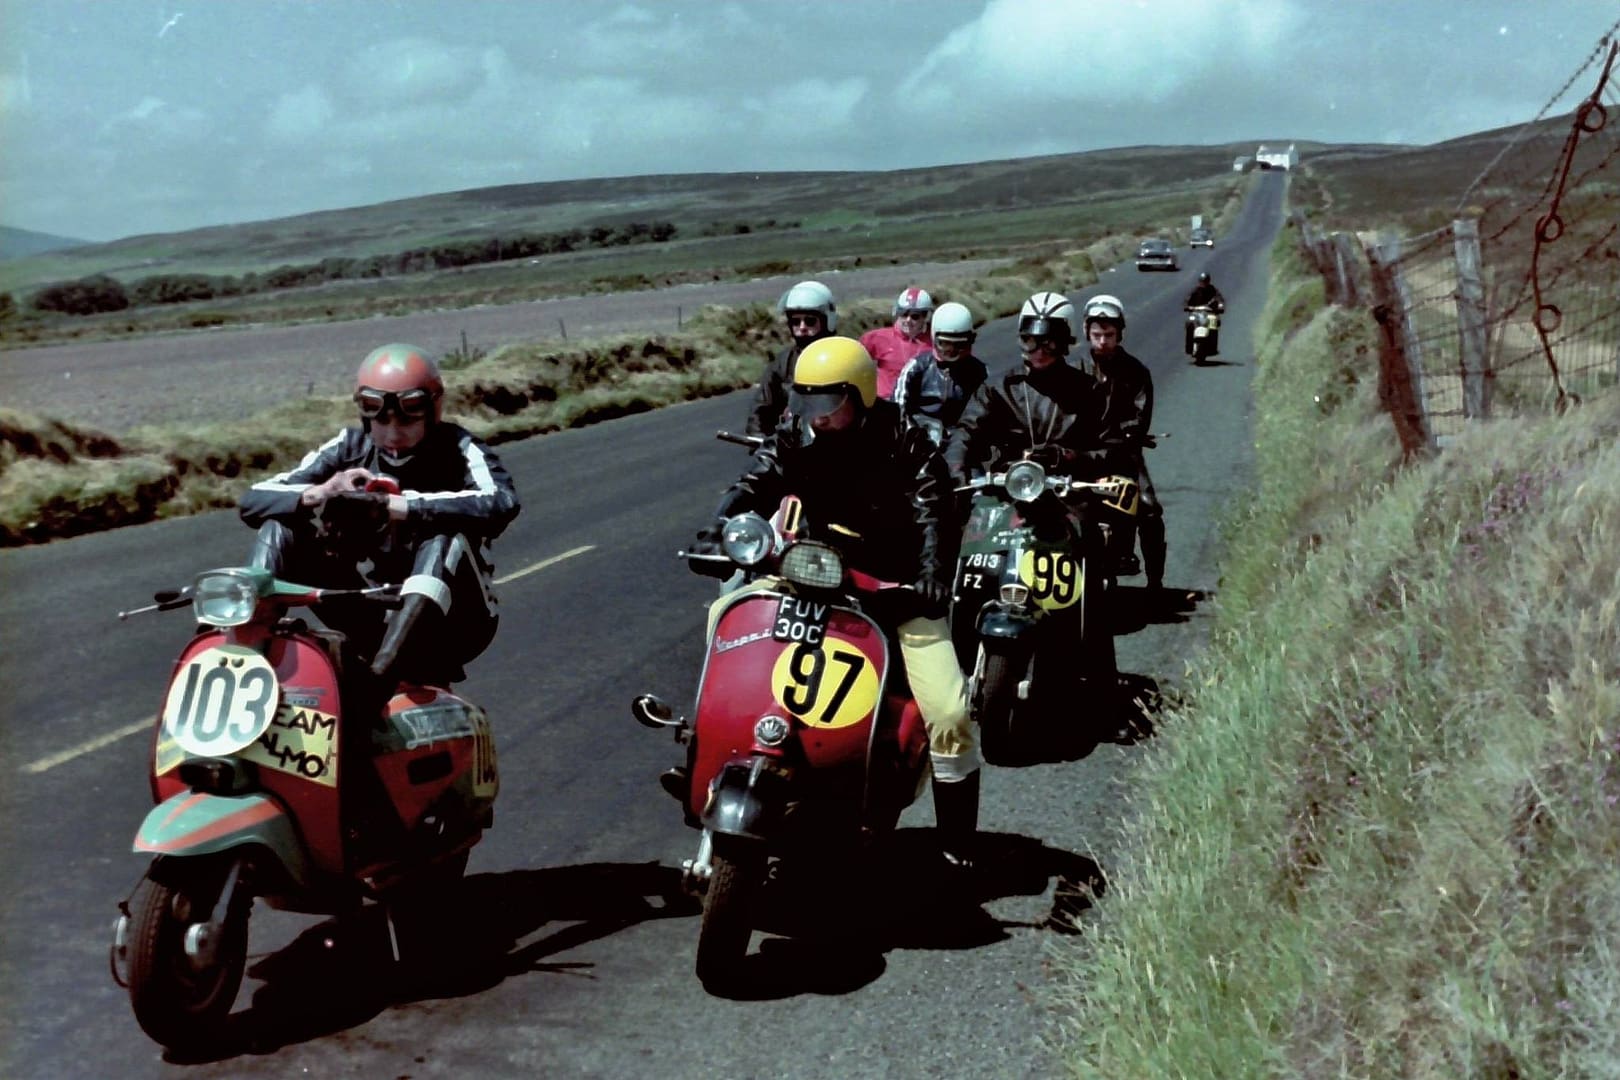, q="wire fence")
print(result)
[1294,26,1619,456]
